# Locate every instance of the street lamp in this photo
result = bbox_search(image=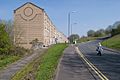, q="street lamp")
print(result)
[68,11,76,43]
[71,22,77,35]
